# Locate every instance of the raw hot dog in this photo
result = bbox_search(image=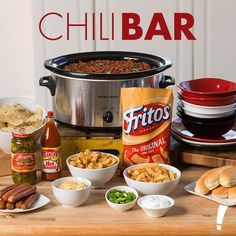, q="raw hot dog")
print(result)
[15,197,27,209]
[0,184,19,199]
[6,202,15,210]
[0,200,6,209]
[8,185,37,203]
[2,184,30,202]
[21,192,39,210]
